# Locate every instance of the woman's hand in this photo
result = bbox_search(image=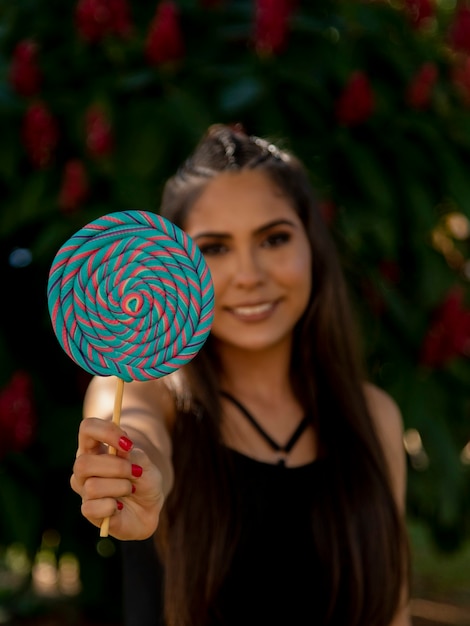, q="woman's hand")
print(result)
[70,417,165,541]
